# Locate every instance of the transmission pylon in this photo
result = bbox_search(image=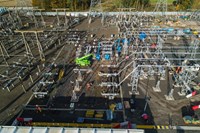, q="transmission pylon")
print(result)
[89,0,103,24]
[153,0,167,16]
[16,0,34,20]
